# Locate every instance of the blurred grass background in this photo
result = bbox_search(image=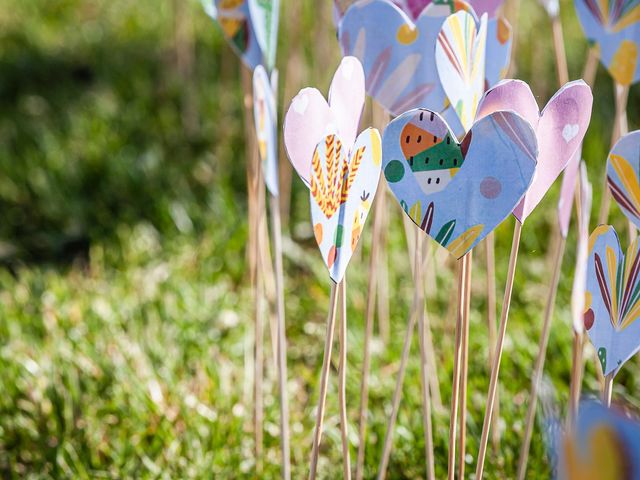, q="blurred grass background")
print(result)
[0,0,639,478]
